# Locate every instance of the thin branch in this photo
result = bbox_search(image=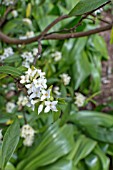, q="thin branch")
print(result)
[0,0,18,27]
